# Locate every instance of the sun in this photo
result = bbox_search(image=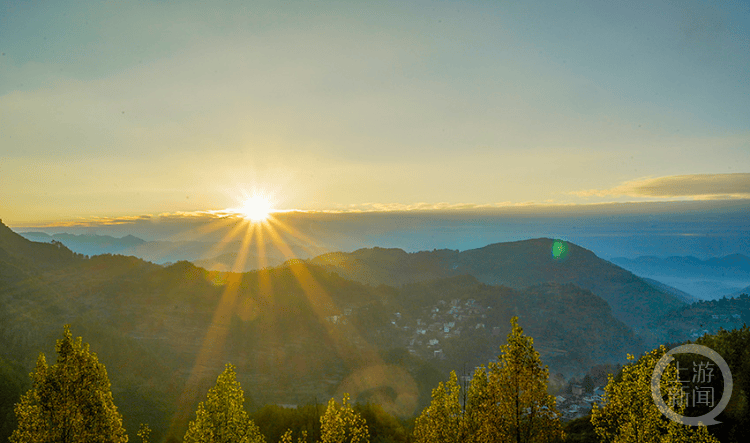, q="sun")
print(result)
[237,195,274,222]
